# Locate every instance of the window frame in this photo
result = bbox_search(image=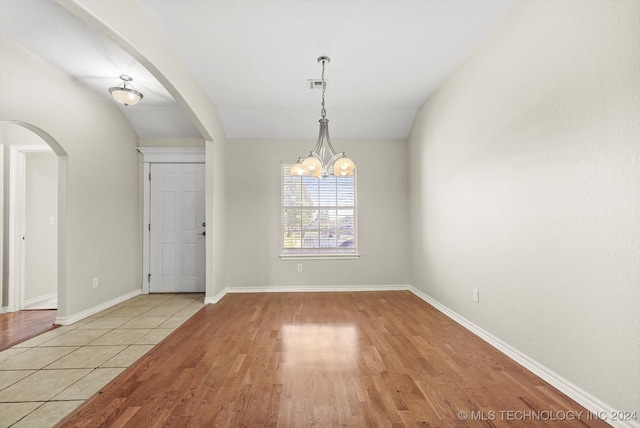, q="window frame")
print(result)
[280,163,359,260]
